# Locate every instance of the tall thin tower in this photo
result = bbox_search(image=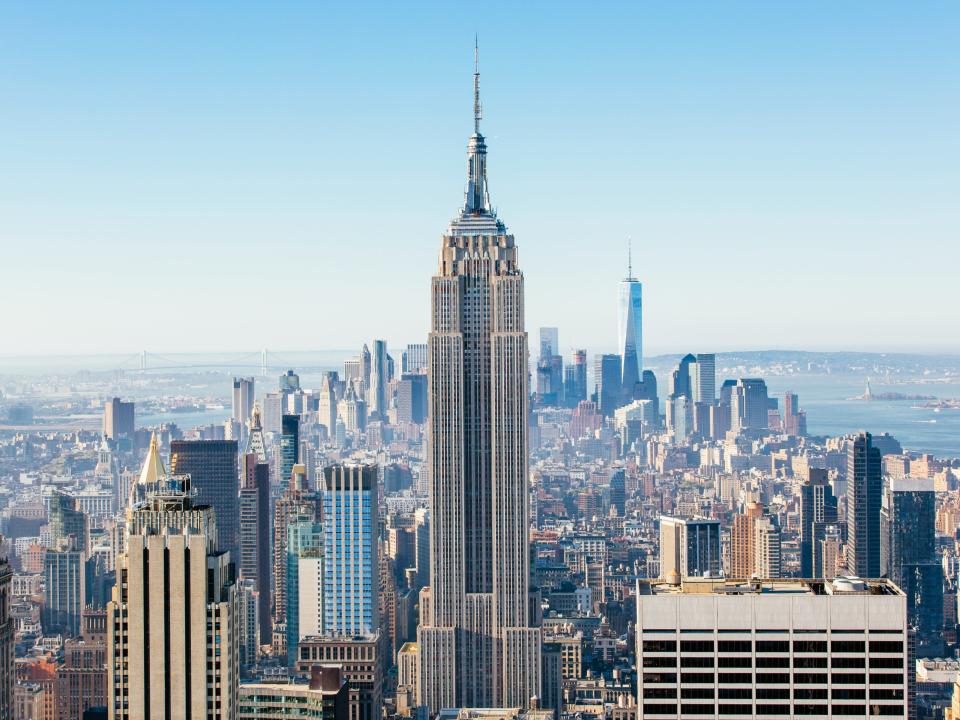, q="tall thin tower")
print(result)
[618,239,643,389]
[417,44,541,712]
